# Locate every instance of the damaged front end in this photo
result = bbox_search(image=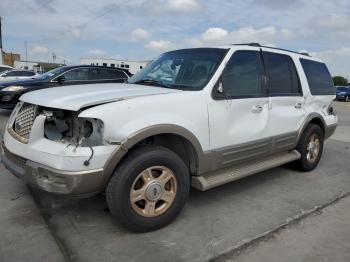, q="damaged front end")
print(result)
[3,102,117,195]
[42,107,105,147]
